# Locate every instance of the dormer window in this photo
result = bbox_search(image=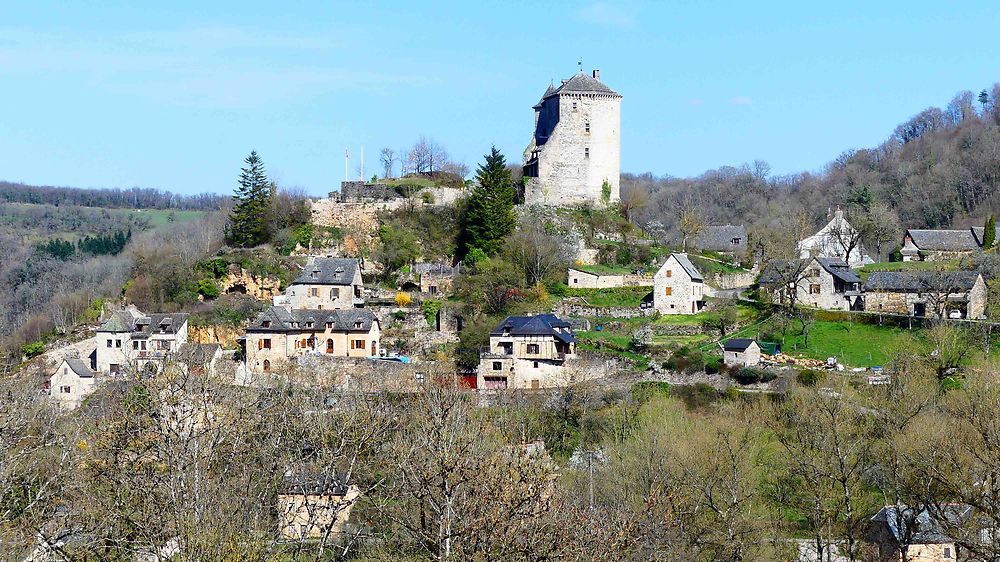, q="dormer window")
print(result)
[353,321,363,329]
[262,320,271,328]
[572,102,577,111]
[732,237,741,245]
[584,147,590,159]
[326,322,333,329]
[306,321,314,329]
[310,270,318,278]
